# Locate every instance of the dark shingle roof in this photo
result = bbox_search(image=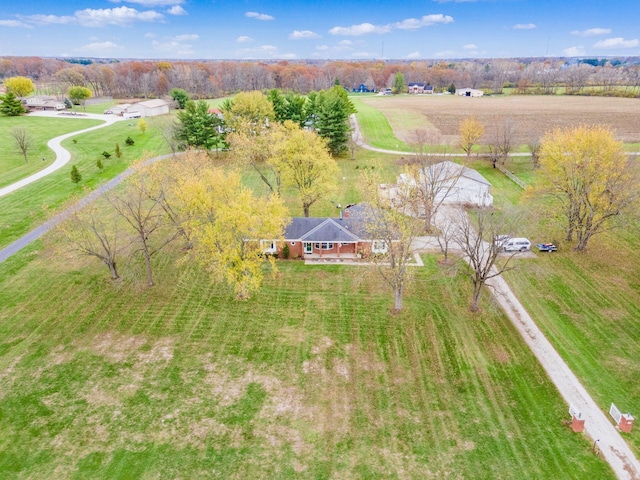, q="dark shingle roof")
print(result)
[284,204,369,242]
